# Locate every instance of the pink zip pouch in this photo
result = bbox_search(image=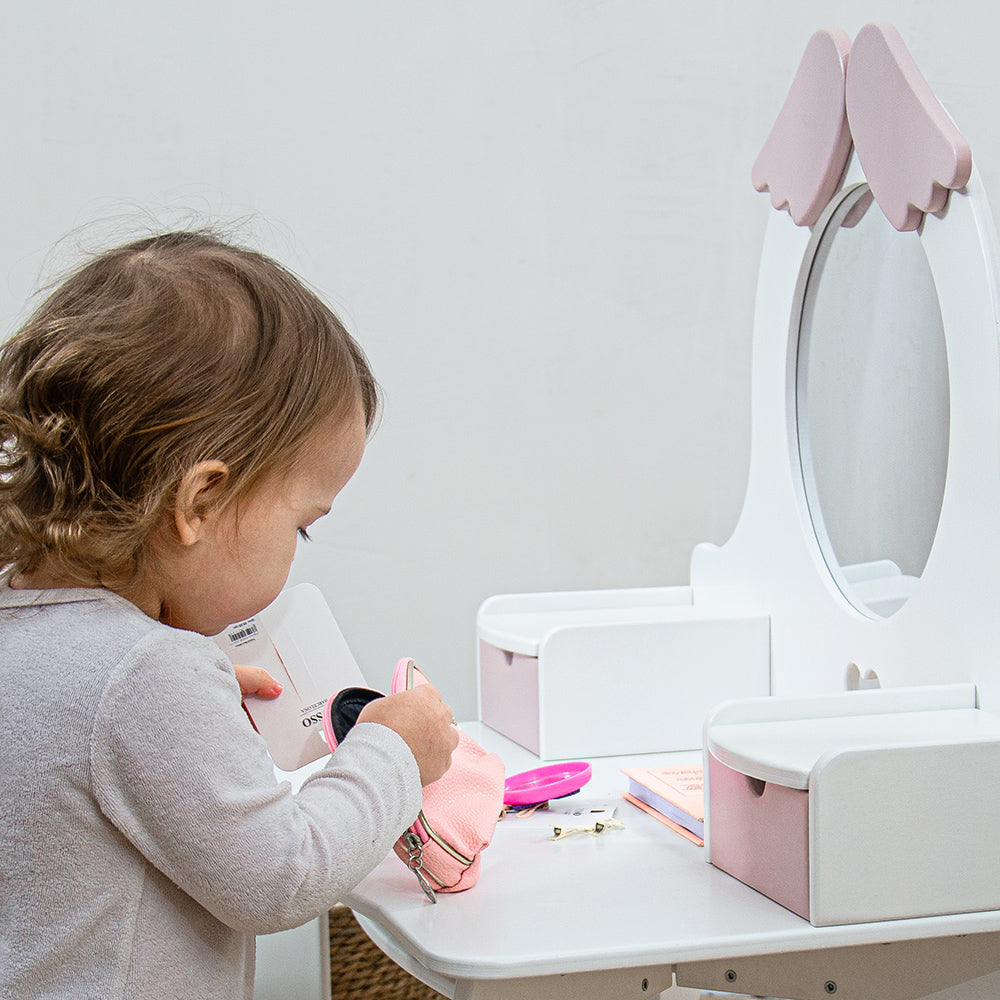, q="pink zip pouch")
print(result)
[322,658,505,902]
